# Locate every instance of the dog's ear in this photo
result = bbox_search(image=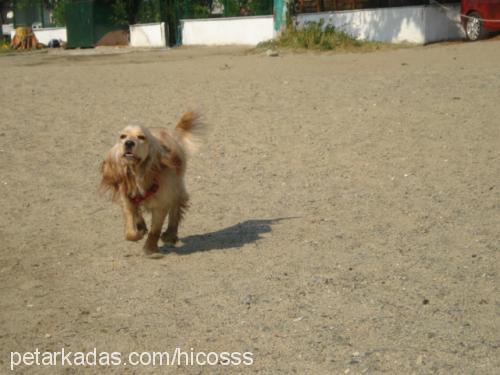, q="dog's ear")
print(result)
[100,150,122,199]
